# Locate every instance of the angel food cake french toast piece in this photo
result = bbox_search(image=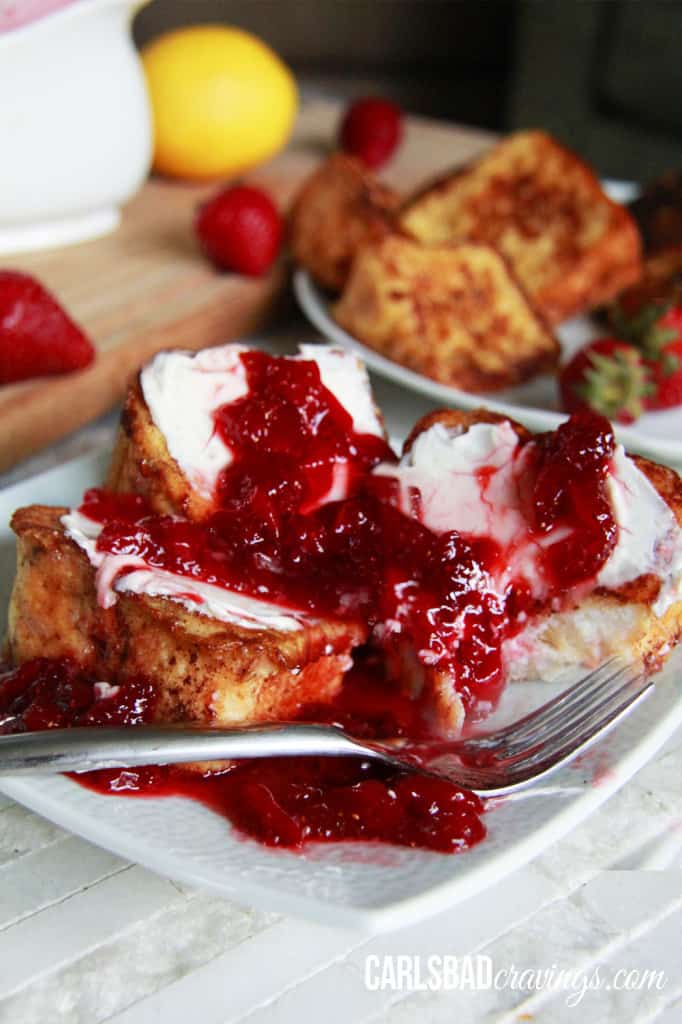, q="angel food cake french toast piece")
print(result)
[333,235,559,391]
[8,505,367,728]
[108,342,388,520]
[288,153,400,291]
[400,131,642,324]
[370,409,682,731]
[9,344,387,731]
